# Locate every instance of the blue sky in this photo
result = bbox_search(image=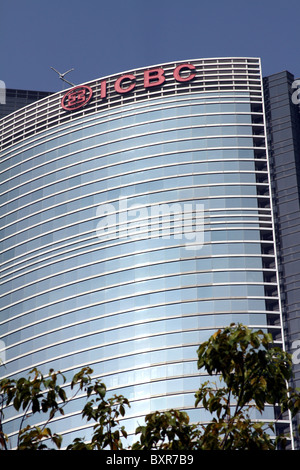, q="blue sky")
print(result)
[1,0,300,92]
